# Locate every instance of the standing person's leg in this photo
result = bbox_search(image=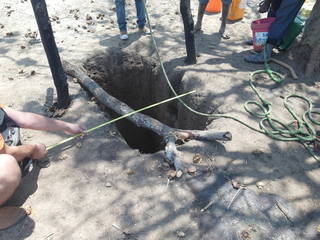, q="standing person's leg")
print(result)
[245,0,304,63]
[115,0,128,39]
[267,0,304,46]
[135,0,146,31]
[0,155,21,206]
[267,0,282,17]
[219,0,232,39]
[195,0,209,32]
